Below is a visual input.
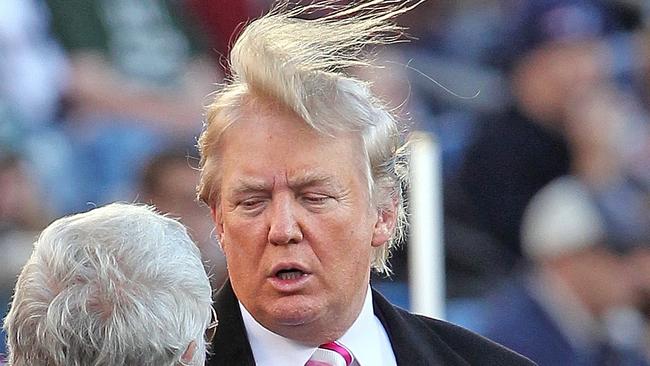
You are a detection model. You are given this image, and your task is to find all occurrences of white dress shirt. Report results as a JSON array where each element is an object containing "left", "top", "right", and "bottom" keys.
[{"left": 240, "top": 285, "right": 397, "bottom": 366}]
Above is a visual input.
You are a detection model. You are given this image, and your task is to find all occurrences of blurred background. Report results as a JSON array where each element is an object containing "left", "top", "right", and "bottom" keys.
[{"left": 1, "top": 0, "right": 649, "bottom": 364}]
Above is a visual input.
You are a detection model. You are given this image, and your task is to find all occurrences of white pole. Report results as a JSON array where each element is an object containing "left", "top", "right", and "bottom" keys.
[{"left": 408, "top": 131, "right": 445, "bottom": 319}]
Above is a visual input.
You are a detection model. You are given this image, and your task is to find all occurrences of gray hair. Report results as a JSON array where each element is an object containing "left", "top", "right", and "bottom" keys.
[
  {"left": 3, "top": 203, "right": 213, "bottom": 366},
  {"left": 197, "top": 0, "right": 422, "bottom": 273}
]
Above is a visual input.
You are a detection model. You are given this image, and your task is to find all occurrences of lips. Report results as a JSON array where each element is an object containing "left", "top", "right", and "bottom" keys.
[
  {"left": 268, "top": 263, "right": 312, "bottom": 291},
  {"left": 271, "top": 263, "right": 311, "bottom": 279},
  {"left": 276, "top": 269, "right": 307, "bottom": 280}
]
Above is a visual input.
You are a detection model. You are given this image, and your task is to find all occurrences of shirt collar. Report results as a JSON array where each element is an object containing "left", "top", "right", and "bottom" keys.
[
  {"left": 239, "top": 302, "right": 314, "bottom": 366},
  {"left": 240, "top": 285, "right": 396, "bottom": 366},
  {"left": 339, "top": 285, "right": 396, "bottom": 366}
]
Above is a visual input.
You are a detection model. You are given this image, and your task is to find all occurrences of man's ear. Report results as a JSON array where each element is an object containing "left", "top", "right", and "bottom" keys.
[
  {"left": 210, "top": 204, "right": 225, "bottom": 241},
  {"left": 371, "top": 206, "right": 397, "bottom": 248},
  {"left": 180, "top": 340, "right": 196, "bottom": 365}
]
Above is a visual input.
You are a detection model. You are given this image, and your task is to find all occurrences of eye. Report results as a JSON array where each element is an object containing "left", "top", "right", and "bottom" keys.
[
  {"left": 301, "top": 194, "right": 333, "bottom": 207},
  {"left": 237, "top": 198, "right": 267, "bottom": 213}
]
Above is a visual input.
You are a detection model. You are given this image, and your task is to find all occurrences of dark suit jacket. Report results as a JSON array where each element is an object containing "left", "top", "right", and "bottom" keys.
[{"left": 206, "top": 280, "right": 535, "bottom": 365}]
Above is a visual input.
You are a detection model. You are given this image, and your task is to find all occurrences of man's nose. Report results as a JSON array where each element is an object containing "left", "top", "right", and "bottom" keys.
[{"left": 267, "top": 196, "right": 303, "bottom": 245}]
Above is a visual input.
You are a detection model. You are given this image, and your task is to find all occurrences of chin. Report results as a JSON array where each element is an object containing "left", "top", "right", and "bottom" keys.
[{"left": 267, "top": 295, "right": 323, "bottom": 326}]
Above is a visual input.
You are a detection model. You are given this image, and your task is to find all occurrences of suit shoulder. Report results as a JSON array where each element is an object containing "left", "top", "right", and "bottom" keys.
[{"left": 399, "top": 308, "right": 537, "bottom": 365}]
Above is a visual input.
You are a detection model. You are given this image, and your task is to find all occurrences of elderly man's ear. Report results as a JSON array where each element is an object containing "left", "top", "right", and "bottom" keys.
[
  {"left": 179, "top": 340, "right": 196, "bottom": 365},
  {"left": 210, "top": 206, "right": 224, "bottom": 239},
  {"left": 371, "top": 207, "right": 397, "bottom": 247}
]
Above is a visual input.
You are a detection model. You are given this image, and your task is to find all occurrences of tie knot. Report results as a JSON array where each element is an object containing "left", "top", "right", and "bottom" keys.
[
  {"left": 305, "top": 341, "right": 353, "bottom": 366},
  {"left": 320, "top": 342, "right": 353, "bottom": 365}
]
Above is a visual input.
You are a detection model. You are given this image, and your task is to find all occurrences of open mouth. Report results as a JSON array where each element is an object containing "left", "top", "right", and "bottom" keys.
[{"left": 275, "top": 268, "right": 308, "bottom": 280}]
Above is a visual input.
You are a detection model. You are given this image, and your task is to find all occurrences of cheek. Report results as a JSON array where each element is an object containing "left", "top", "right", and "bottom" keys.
[
  {"left": 323, "top": 227, "right": 374, "bottom": 272},
  {"left": 221, "top": 217, "right": 265, "bottom": 264}
]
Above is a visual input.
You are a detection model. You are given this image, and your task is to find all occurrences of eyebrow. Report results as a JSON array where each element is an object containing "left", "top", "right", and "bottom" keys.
[
  {"left": 287, "top": 171, "right": 342, "bottom": 191},
  {"left": 227, "top": 172, "right": 343, "bottom": 196},
  {"left": 228, "top": 178, "right": 271, "bottom": 196}
]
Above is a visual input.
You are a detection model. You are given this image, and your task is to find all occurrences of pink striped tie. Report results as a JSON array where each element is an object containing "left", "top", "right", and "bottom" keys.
[{"left": 305, "top": 341, "right": 353, "bottom": 366}]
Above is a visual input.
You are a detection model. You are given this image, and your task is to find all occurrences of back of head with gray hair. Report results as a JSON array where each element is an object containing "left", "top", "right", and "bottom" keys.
[
  {"left": 197, "top": 0, "right": 424, "bottom": 273},
  {"left": 3, "top": 203, "right": 213, "bottom": 366}
]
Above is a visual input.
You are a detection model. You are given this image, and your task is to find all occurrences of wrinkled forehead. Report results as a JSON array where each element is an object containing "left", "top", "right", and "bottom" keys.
[
  {"left": 208, "top": 93, "right": 367, "bottom": 156},
  {"left": 220, "top": 101, "right": 367, "bottom": 165}
]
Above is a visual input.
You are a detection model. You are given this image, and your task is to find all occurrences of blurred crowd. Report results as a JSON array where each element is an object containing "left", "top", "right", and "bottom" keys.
[{"left": 1, "top": 0, "right": 649, "bottom": 364}]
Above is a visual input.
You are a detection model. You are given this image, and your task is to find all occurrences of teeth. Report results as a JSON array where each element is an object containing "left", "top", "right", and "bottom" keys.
[{"left": 278, "top": 271, "right": 304, "bottom": 280}]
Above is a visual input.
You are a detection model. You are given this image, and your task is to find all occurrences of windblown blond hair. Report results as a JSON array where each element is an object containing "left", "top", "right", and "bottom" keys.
[{"left": 197, "top": 0, "right": 423, "bottom": 273}]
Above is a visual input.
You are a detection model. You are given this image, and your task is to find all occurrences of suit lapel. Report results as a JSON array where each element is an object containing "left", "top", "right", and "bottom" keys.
[{"left": 206, "top": 280, "right": 256, "bottom": 366}]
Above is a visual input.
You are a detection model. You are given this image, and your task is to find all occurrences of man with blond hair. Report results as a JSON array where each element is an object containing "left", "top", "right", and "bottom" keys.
[{"left": 198, "top": 1, "right": 535, "bottom": 365}]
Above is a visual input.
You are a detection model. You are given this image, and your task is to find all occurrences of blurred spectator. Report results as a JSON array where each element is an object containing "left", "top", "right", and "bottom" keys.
[
  {"left": 567, "top": 84, "right": 650, "bottom": 361},
  {"left": 456, "top": 40, "right": 596, "bottom": 264},
  {"left": 138, "top": 147, "right": 227, "bottom": 291},
  {"left": 0, "top": 0, "right": 79, "bottom": 215},
  {"left": 410, "top": 1, "right": 649, "bottom": 308},
  {"left": 43, "top": 0, "right": 220, "bottom": 211},
  {"left": 564, "top": 85, "right": 650, "bottom": 247},
  {"left": 0, "top": 0, "right": 67, "bottom": 129},
  {"left": 482, "top": 176, "right": 649, "bottom": 365},
  {"left": 453, "top": 0, "right": 644, "bottom": 258},
  {"left": 494, "top": 0, "right": 622, "bottom": 70},
  {"left": 0, "top": 154, "right": 51, "bottom": 356}
]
